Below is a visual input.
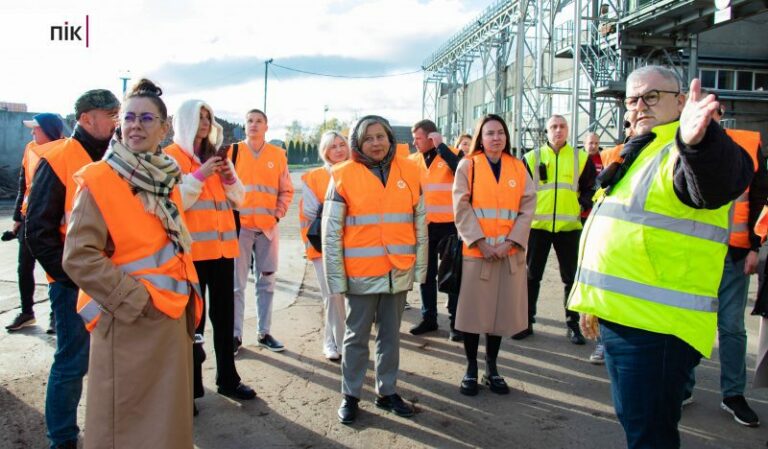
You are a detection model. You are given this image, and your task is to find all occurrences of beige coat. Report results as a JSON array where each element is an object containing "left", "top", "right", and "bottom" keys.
[
  {"left": 453, "top": 155, "right": 537, "bottom": 336},
  {"left": 63, "top": 188, "right": 195, "bottom": 449}
]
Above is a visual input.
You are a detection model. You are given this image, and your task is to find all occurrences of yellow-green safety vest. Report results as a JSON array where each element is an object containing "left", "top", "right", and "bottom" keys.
[
  {"left": 524, "top": 143, "right": 588, "bottom": 232},
  {"left": 567, "top": 121, "right": 731, "bottom": 357}
]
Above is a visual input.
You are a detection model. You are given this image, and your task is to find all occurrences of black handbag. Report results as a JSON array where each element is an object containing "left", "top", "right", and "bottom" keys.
[
  {"left": 437, "top": 160, "right": 474, "bottom": 294},
  {"left": 306, "top": 203, "right": 323, "bottom": 252}
]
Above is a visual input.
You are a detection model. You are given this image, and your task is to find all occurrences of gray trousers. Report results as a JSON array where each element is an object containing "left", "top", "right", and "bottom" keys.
[
  {"left": 341, "top": 291, "right": 407, "bottom": 398},
  {"left": 233, "top": 227, "right": 279, "bottom": 338}
]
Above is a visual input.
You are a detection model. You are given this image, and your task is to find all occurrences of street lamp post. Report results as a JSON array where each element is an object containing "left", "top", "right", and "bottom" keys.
[{"left": 323, "top": 105, "right": 329, "bottom": 132}]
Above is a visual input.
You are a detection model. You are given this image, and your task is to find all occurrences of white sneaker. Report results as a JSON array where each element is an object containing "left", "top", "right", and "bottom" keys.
[
  {"left": 589, "top": 343, "right": 605, "bottom": 364},
  {"left": 324, "top": 351, "right": 341, "bottom": 361}
]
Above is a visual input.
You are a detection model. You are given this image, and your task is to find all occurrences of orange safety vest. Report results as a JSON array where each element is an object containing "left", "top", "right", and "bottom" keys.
[
  {"left": 40, "top": 138, "right": 94, "bottom": 240},
  {"left": 396, "top": 143, "right": 411, "bottom": 158},
  {"left": 600, "top": 144, "right": 624, "bottom": 167},
  {"left": 332, "top": 156, "right": 420, "bottom": 278},
  {"left": 73, "top": 161, "right": 203, "bottom": 332},
  {"left": 164, "top": 143, "right": 239, "bottom": 261},
  {"left": 408, "top": 151, "right": 455, "bottom": 224},
  {"left": 299, "top": 166, "right": 331, "bottom": 260},
  {"left": 228, "top": 141, "right": 287, "bottom": 231},
  {"left": 727, "top": 129, "right": 762, "bottom": 249},
  {"left": 20, "top": 141, "right": 38, "bottom": 216},
  {"left": 462, "top": 153, "right": 528, "bottom": 258}
]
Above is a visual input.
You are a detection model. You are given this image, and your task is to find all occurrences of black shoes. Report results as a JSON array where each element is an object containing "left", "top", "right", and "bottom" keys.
[
  {"left": 511, "top": 324, "right": 533, "bottom": 340},
  {"left": 54, "top": 441, "right": 77, "bottom": 449},
  {"left": 258, "top": 334, "right": 285, "bottom": 352},
  {"left": 46, "top": 313, "right": 56, "bottom": 335},
  {"left": 449, "top": 328, "right": 464, "bottom": 342},
  {"left": 375, "top": 393, "right": 415, "bottom": 418},
  {"left": 6, "top": 312, "right": 35, "bottom": 331},
  {"left": 483, "top": 374, "right": 510, "bottom": 395},
  {"left": 567, "top": 324, "right": 586, "bottom": 345},
  {"left": 217, "top": 382, "right": 257, "bottom": 400},
  {"left": 721, "top": 395, "right": 760, "bottom": 427},
  {"left": 410, "top": 320, "right": 438, "bottom": 335},
  {"left": 233, "top": 336, "right": 242, "bottom": 356},
  {"left": 460, "top": 375, "right": 479, "bottom": 396},
  {"left": 338, "top": 395, "right": 359, "bottom": 424}
]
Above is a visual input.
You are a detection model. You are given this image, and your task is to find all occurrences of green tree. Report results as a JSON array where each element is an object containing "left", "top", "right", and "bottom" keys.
[{"left": 285, "top": 120, "right": 306, "bottom": 144}]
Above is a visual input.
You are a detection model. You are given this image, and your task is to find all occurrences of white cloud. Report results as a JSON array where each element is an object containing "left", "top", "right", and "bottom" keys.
[{"left": 0, "top": 0, "right": 485, "bottom": 141}]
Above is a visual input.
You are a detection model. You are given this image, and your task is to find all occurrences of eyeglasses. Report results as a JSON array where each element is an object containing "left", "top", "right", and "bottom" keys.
[
  {"left": 122, "top": 112, "right": 163, "bottom": 126},
  {"left": 624, "top": 90, "right": 679, "bottom": 110}
]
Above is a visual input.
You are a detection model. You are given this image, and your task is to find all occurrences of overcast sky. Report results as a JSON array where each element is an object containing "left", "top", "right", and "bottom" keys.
[{"left": 0, "top": 0, "right": 488, "bottom": 140}]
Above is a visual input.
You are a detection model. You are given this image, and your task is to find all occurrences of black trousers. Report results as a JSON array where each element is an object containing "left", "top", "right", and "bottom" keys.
[
  {"left": 17, "top": 222, "right": 37, "bottom": 315},
  {"left": 420, "top": 222, "right": 459, "bottom": 325},
  {"left": 193, "top": 257, "right": 240, "bottom": 397},
  {"left": 526, "top": 228, "right": 581, "bottom": 325}
]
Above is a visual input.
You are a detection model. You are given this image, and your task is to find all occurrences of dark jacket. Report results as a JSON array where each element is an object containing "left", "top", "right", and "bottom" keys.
[{"left": 25, "top": 126, "right": 111, "bottom": 287}]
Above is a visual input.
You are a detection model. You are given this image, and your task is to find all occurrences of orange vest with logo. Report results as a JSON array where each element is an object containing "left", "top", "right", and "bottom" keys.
[
  {"left": 228, "top": 141, "right": 287, "bottom": 231},
  {"left": 40, "top": 138, "right": 94, "bottom": 240},
  {"left": 300, "top": 166, "right": 331, "bottom": 260},
  {"left": 73, "top": 161, "right": 203, "bottom": 332},
  {"left": 332, "top": 156, "right": 421, "bottom": 278},
  {"left": 727, "top": 129, "right": 761, "bottom": 249},
  {"left": 462, "top": 153, "right": 528, "bottom": 258},
  {"left": 409, "top": 151, "right": 455, "bottom": 224},
  {"left": 164, "top": 143, "right": 239, "bottom": 261}
]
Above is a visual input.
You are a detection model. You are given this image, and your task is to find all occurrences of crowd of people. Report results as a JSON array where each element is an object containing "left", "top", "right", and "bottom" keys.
[{"left": 4, "top": 64, "right": 767, "bottom": 449}]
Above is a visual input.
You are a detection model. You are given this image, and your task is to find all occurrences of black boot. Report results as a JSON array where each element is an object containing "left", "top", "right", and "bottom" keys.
[{"left": 567, "top": 322, "right": 586, "bottom": 345}]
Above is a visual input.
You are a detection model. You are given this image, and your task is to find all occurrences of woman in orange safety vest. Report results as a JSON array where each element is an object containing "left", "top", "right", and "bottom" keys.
[
  {"left": 453, "top": 114, "right": 536, "bottom": 396},
  {"left": 322, "top": 115, "right": 427, "bottom": 424},
  {"left": 63, "top": 79, "right": 201, "bottom": 449},
  {"left": 453, "top": 133, "right": 472, "bottom": 157},
  {"left": 166, "top": 99, "right": 255, "bottom": 412},
  {"left": 299, "top": 130, "right": 349, "bottom": 360}
]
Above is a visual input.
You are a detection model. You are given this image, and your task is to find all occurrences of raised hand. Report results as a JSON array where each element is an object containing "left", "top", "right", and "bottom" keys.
[{"left": 679, "top": 78, "right": 720, "bottom": 146}]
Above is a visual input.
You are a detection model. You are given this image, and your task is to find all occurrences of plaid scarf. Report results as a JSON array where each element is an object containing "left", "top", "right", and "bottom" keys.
[{"left": 105, "top": 138, "right": 192, "bottom": 254}]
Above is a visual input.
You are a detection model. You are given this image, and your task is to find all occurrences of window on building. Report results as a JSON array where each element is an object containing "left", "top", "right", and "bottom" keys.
[
  {"left": 504, "top": 96, "right": 514, "bottom": 113},
  {"left": 485, "top": 102, "right": 495, "bottom": 114},
  {"left": 700, "top": 70, "right": 716, "bottom": 89},
  {"left": 755, "top": 73, "right": 768, "bottom": 91},
  {"left": 718, "top": 70, "right": 735, "bottom": 90},
  {"left": 736, "top": 71, "right": 753, "bottom": 91},
  {"left": 473, "top": 104, "right": 485, "bottom": 118}
]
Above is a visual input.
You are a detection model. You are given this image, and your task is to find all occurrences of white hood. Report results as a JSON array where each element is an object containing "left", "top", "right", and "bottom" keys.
[{"left": 172, "top": 99, "right": 224, "bottom": 158}]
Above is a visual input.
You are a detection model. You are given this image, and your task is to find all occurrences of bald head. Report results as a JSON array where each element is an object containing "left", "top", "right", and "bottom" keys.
[{"left": 583, "top": 133, "right": 600, "bottom": 155}]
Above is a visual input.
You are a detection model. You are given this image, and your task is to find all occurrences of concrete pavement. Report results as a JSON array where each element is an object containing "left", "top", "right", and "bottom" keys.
[{"left": 1, "top": 173, "right": 767, "bottom": 448}]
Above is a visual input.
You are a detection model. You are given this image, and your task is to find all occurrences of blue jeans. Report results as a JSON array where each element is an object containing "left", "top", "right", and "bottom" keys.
[
  {"left": 686, "top": 252, "right": 748, "bottom": 398},
  {"left": 46, "top": 282, "right": 89, "bottom": 448},
  {"left": 601, "top": 321, "right": 702, "bottom": 449}
]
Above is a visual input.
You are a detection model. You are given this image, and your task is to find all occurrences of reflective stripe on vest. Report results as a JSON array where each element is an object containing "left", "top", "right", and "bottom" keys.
[
  {"left": 568, "top": 121, "right": 730, "bottom": 357},
  {"left": 333, "top": 157, "right": 420, "bottom": 277},
  {"left": 462, "top": 153, "right": 527, "bottom": 258},
  {"left": 526, "top": 144, "right": 587, "bottom": 233},
  {"left": 410, "top": 152, "right": 455, "bottom": 223},
  {"left": 74, "top": 161, "right": 203, "bottom": 332},
  {"left": 164, "top": 143, "right": 239, "bottom": 261},
  {"left": 726, "top": 129, "right": 761, "bottom": 249},
  {"left": 231, "top": 142, "right": 287, "bottom": 230}
]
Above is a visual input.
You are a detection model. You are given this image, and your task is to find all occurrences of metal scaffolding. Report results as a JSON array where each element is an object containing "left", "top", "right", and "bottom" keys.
[{"left": 422, "top": 0, "right": 768, "bottom": 150}]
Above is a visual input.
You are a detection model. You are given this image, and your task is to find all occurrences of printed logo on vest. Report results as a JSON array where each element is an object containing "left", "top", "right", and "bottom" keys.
[
  {"left": 438, "top": 162, "right": 445, "bottom": 168},
  {"left": 397, "top": 180, "right": 407, "bottom": 189},
  {"left": 267, "top": 161, "right": 275, "bottom": 169},
  {"left": 508, "top": 179, "right": 517, "bottom": 188}
]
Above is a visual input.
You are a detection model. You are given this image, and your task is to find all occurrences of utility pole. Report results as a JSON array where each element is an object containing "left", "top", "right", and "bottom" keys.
[
  {"left": 323, "top": 105, "right": 329, "bottom": 132},
  {"left": 119, "top": 71, "right": 131, "bottom": 97},
  {"left": 264, "top": 58, "right": 273, "bottom": 113}
]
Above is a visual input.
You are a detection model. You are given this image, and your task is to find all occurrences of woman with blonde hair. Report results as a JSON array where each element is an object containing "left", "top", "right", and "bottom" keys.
[
  {"left": 63, "top": 78, "right": 202, "bottom": 448},
  {"left": 300, "top": 130, "right": 350, "bottom": 360},
  {"left": 453, "top": 133, "right": 472, "bottom": 156},
  {"left": 453, "top": 113, "right": 536, "bottom": 396}
]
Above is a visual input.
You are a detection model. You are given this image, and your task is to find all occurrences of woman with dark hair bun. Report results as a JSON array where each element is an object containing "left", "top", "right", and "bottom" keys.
[
  {"left": 63, "top": 78, "right": 202, "bottom": 449},
  {"left": 452, "top": 114, "right": 536, "bottom": 396}
]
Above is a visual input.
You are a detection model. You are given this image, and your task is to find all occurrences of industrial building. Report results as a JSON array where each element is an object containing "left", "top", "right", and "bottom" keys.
[{"left": 422, "top": 0, "right": 768, "bottom": 154}]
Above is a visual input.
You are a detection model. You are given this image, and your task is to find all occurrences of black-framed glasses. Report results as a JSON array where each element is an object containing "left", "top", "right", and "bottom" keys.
[
  {"left": 122, "top": 112, "right": 163, "bottom": 126},
  {"left": 624, "top": 90, "right": 679, "bottom": 110}
]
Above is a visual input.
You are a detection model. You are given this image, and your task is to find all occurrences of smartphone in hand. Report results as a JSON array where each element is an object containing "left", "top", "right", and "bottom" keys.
[{"left": 215, "top": 146, "right": 229, "bottom": 160}]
